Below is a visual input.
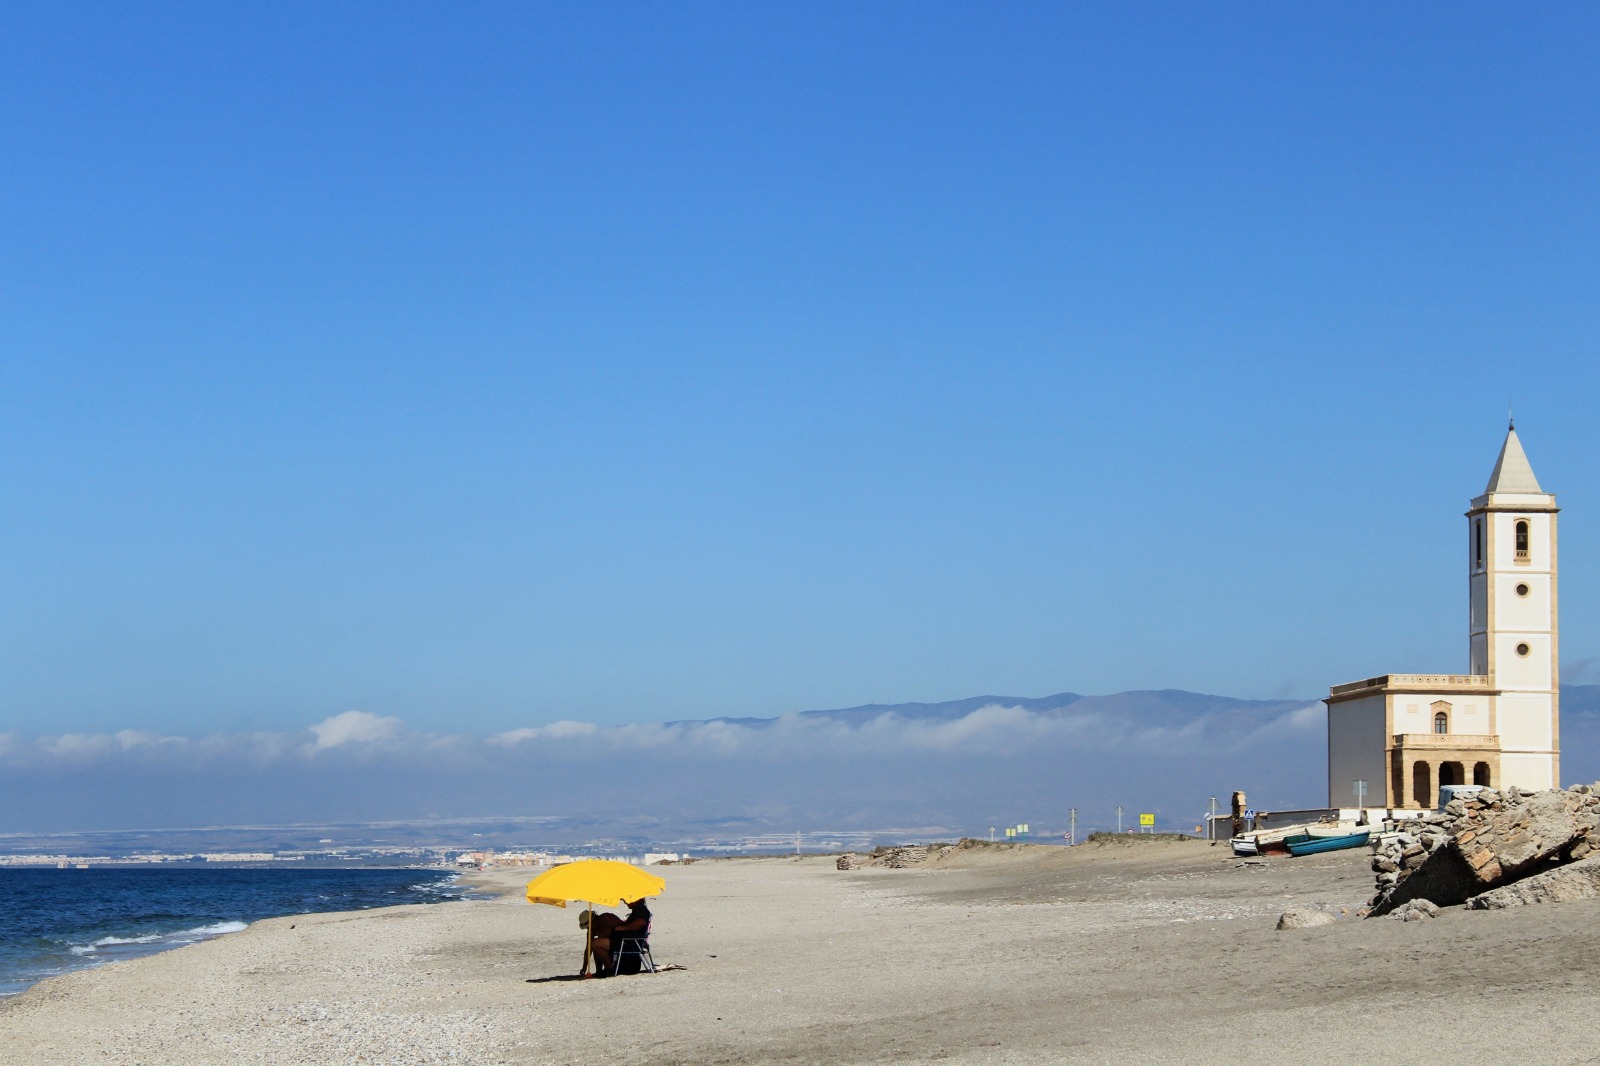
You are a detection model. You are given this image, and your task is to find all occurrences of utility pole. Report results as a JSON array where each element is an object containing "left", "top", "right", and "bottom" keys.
[
  {"left": 1068, "top": 808, "right": 1077, "bottom": 846},
  {"left": 989, "top": 825, "right": 996, "bottom": 842},
  {"left": 1208, "top": 796, "right": 1218, "bottom": 843},
  {"left": 1116, "top": 806, "right": 1125, "bottom": 833}
]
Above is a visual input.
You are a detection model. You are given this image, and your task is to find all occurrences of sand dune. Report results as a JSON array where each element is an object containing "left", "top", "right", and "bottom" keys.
[{"left": 3, "top": 840, "right": 1597, "bottom": 1064}]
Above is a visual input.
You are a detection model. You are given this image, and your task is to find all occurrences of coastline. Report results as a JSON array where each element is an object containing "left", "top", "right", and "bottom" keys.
[
  {"left": 0, "top": 866, "right": 465, "bottom": 1002},
  {"left": 5, "top": 843, "right": 1600, "bottom": 1064}
]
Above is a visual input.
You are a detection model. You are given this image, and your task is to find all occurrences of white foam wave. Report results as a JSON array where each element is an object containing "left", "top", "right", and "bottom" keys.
[
  {"left": 182, "top": 920, "right": 249, "bottom": 938},
  {"left": 69, "top": 920, "right": 248, "bottom": 956}
]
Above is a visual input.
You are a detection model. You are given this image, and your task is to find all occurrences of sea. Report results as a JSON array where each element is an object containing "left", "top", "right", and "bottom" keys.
[{"left": 0, "top": 866, "right": 466, "bottom": 998}]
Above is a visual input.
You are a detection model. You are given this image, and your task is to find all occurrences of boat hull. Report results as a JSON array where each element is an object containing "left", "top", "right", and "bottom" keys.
[{"left": 1286, "top": 832, "right": 1370, "bottom": 856}]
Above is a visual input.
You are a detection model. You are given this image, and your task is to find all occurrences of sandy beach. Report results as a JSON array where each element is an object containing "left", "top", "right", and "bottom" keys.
[{"left": 3, "top": 840, "right": 1597, "bottom": 1065}]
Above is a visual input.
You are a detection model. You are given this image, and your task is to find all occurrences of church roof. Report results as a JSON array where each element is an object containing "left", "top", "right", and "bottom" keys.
[{"left": 1485, "top": 424, "right": 1543, "bottom": 494}]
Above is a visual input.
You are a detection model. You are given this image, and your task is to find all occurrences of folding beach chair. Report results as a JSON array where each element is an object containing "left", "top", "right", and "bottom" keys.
[{"left": 610, "top": 920, "right": 656, "bottom": 976}]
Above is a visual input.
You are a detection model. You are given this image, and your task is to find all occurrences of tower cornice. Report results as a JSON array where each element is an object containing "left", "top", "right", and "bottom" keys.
[
  {"left": 1466, "top": 495, "right": 1559, "bottom": 515},
  {"left": 1465, "top": 499, "right": 1555, "bottom": 515}
]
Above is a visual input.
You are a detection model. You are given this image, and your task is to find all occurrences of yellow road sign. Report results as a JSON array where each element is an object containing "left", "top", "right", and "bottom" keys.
[{"left": 1138, "top": 813, "right": 1155, "bottom": 827}]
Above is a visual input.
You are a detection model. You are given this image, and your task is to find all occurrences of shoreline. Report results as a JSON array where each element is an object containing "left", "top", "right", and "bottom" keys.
[
  {"left": 6, "top": 843, "right": 1600, "bottom": 1063},
  {"left": 0, "top": 865, "right": 468, "bottom": 1003}
]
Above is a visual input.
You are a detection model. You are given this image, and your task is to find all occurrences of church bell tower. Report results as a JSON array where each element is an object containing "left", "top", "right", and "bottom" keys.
[
  {"left": 1467, "top": 423, "right": 1560, "bottom": 790},
  {"left": 1326, "top": 423, "right": 1562, "bottom": 810}
]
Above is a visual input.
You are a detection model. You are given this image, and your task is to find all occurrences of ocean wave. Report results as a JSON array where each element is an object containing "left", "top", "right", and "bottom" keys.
[
  {"left": 2, "top": 868, "right": 456, "bottom": 999},
  {"left": 69, "top": 920, "right": 248, "bottom": 956}
]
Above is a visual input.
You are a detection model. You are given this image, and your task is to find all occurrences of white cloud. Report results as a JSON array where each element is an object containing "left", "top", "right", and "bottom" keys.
[
  {"left": 37, "top": 733, "right": 115, "bottom": 760},
  {"left": 308, "top": 711, "right": 406, "bottom": 751},
  {"left": 1226, "top": 702, "right": 1325, "bottom": 748},
  {"left": 114, "top": 729, "right": 187, "bottom": 750},
  {"left": 0, "top": 699, "right": 1325, "bottom": 773},
  {"left": 490, "top": 720, "right": 600, "bottom": 745}
]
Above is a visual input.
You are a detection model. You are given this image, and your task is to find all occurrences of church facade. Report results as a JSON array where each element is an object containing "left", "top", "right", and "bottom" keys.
[{"left": 1325, "top": 425, "right": 1559, "bottom": 810}]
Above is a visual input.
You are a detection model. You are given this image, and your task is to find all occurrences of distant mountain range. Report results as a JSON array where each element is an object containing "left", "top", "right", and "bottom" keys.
[
  {"left": 691, "top": 688, "right": 1316, "bottom": 734},
  {"left": 702, "top": 683, "right": 1600, "bottom": 744}
]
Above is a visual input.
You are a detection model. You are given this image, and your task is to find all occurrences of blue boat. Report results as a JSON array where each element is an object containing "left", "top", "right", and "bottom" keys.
[{"left": 1286, "top": 831, "right": 1370, "bottom": 856}]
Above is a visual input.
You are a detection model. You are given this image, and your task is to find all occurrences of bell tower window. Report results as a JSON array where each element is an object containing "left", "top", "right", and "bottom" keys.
[
  {"left": 1475, "top": 519, "right": 1484, "bottom": 571},
  {"left": 1515, "top": 519, "right": 1530, "bottom": 562}
]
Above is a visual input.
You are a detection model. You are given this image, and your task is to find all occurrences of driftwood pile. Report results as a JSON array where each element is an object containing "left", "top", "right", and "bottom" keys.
[{"left": 1369, "top": 783, "right": 1600, "bottom": 916}]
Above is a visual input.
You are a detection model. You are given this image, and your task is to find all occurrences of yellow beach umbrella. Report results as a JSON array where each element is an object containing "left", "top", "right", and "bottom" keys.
[
  {"left": 525, "top": 859, "right": 665, "bottom": 908},
  {"left": 525, "top": 860, "right": 665, "bottom": 977}
]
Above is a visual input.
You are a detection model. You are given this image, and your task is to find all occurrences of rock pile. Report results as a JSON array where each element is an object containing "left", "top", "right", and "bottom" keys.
[
  {"left": 1368, "top": 783, "right": 1600, "bottom": 916},
  {"left": 835, "top": 855, "right": 860, "bottom": 871},
  {"left": 1469, "top": 855, "right": 1600, "bottom": 909},
  {"left": 877, "top": 845, "right": 930, "bottom": 868},
  {"left": 863, "top": 842, "right": 971, "bottom": 869}
]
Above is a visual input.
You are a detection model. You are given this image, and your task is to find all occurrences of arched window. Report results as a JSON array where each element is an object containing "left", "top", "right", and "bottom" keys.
[
  {"left": 1475, "top": 519, "right": 1484, "bottom": 570},
  {"left": 1515, "top": 519, "right": 1530, "bottom": 561},
  {"left": 1434, "top": 712, "right": 1448, "bottom": 734}
]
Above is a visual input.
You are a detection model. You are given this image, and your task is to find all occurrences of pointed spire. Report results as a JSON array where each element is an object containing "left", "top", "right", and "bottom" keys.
[{"left": 1485, "top": 423, "right": 1543, "bottom": 494}]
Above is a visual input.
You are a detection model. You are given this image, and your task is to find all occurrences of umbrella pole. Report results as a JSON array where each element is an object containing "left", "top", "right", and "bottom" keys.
[{"left": 581, "top": 904, "right": 593, "bottom": 977}]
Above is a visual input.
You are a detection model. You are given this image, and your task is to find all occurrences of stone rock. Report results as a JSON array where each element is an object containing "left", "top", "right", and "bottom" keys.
[
  {"left": 1390, "top": 899, "right": 1440, "bottom": 922},
  {"left": 1468, "top": 855, "right": 1600, "bottom": 909},
  {"left": 1276, "top": 907, "right": 1339, "bottom": 930},
  {"left": 1369, "top": 783, "right": 1600, "bottom": 916}
]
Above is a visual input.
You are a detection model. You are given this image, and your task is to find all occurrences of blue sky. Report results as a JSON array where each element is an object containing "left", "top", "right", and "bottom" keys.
[{"left": 3, "top": 4, "right": 1599, "bottom": 749}]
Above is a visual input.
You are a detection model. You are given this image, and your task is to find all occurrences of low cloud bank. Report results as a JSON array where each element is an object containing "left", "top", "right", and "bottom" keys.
[
  {"left": 2, "top": 699, "right": 1322, "bottom": 770},
  {"left": 0, "top": 696, "right": 1340, "bottom": 835},
  {"left": 8, "top": 691, "right": 1599, "bottom": 837}
]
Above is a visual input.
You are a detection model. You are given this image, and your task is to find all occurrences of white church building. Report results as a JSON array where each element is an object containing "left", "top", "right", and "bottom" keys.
[{"left": 1325, "top": 424, "right": 1559, "bottom": 810}]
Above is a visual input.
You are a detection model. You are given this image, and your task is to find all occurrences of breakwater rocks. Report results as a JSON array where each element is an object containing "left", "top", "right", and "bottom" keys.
[{"left": 1368, "top": 783, "right": 1600, "bottom": 916}]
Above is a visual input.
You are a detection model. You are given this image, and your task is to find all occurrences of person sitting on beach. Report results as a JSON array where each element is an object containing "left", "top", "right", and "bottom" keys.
[{"left": 581, "top": 898, "right": 651, "bottom": 977}]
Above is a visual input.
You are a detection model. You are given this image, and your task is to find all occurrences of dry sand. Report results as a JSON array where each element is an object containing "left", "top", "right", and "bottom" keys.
[{"left": 3, "top": 839, "right": 1598, "bottom": 1064}]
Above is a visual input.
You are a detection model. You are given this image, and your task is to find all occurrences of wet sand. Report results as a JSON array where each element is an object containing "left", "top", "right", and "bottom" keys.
[{"left": 3, "top": 839, "right": 1597, "bottom": 1064}]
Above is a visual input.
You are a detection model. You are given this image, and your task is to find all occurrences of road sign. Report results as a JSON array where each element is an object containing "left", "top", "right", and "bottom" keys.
[{"left": 1138, "top": 813, "right": 1155, "bottom": 827}]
